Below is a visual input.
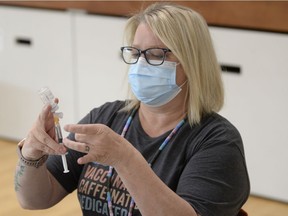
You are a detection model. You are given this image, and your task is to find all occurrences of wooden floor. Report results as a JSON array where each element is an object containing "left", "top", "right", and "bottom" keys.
[{"left": 1, "top": 139, "right": 288, "bottom": 216}]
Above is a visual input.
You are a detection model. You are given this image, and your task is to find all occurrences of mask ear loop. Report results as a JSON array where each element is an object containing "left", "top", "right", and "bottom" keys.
[
  {"left": 179, "top": 80, "right": 188, "bottom": 88},
  {"left": 175, "top": 62, "right": 181, "bottom": 66},
  {"left": 175, "top": 61, "right": 187, "bottom": 88}
]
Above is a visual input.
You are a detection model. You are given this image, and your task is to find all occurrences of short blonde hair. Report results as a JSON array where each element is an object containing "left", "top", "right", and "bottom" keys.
[{"left": 123, "top": 2, "right": 224, "bottom": 125}]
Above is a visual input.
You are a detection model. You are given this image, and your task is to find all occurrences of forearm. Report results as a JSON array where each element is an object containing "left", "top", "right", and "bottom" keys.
[
  {"left": 15, "top": 159, "right": 66, "bottom": 209},
  {"left": 115, "top": 148, "right": 198, "bottom": 216}
]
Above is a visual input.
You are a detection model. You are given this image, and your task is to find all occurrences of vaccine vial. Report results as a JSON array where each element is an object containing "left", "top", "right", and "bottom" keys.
[{"left": 38, "top": 87, "right": 59, "bottom": 113}]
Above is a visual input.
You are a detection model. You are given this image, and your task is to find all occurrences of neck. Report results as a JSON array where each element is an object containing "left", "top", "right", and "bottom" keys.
[{"left": 138, "top": 100, "right": 187, "bottom": 137}]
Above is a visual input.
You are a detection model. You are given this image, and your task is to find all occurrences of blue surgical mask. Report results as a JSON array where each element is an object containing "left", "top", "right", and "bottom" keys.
[{"left": 128, "top": 57, "right": 184, "bottom": 107}]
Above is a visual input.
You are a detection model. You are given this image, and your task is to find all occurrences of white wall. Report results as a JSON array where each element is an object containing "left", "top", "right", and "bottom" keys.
[
  {"left": 0, "top": 7, "right": 75, "bottom": 140},
  {"left": 0, "top": 7, "right": 128, "bottom": 140},
  {"left": 210, "top": 27, "right": 288, "bottom": 202},
  {"left": 74, "top": 13, "right": 128, "bottom": 119}
]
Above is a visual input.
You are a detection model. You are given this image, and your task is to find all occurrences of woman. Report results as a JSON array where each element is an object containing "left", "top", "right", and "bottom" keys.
[{"left": 15, "top": 3, "right": 250, "bottom": 216}]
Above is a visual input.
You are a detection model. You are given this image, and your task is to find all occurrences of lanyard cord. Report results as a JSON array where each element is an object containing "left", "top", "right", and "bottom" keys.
[{"left": 106, "top": 108, "right": 185, "bottom": 216}]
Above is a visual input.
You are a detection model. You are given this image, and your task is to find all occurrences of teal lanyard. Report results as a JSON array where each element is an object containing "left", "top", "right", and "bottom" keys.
[{"left": 106, "top": 108, "right": 185, "bottom": 216}]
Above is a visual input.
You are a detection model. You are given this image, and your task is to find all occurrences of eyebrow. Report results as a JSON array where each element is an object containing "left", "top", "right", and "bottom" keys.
[{"left": 131, "top": 45, "right": 169, "bottom": 49}]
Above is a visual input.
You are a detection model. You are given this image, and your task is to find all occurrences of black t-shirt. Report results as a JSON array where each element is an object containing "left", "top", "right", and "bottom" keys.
[{"left": 47, "top": 100, "right": 250, "bottom": 216}]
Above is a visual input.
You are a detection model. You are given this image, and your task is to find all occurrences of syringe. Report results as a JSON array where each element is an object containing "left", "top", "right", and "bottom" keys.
[
  {"left": 38, "top": 87, "right": 69, "bottom": 173},
  {"left": 54, "top": 115, "right": 69, "bottom": 173}
]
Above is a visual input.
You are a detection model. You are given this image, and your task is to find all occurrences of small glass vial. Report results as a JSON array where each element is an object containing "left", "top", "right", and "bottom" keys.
[{"left": 38, "top": 87, "right": 59, "bottom": 113}]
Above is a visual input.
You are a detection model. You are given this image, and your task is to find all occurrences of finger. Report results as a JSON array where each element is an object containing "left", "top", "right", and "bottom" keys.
[
  {"left": 77, "top": 154, "right": 94, "bottom": 165},
  {"left": 46, "top": 124, "right": 56, "bottom": 139},
  {"left": 63, "top": 137, "right": 87, "bottom": 153},
  {"left": 45, "top": 113, "right": 56, "bottom": 138},
  {"left": 38, "top": 105, "right": 55, "bottom": 134},
  {"left": 25, "top": 133, "right": 63, "bottom": 157},
  {"left": 77, "top": 151, "right": 110, "bottom": 165},
  {"left": 33, "top": 128, "right": 66, "bottom": 154},
  {"left": 35, "top": 140, "right": 61, "bottom": 155},
  {"left": 75, "top": 133, "right": 86, "bottom": 143},
  {"left": 39, "top": 105, "right": 52, "bottom": 123},
  {"left": 74, "top": 133, "right": 96, "bottom": 145},
  {"left": 64, "top": 124, "right": 107, "bottom": 135}
]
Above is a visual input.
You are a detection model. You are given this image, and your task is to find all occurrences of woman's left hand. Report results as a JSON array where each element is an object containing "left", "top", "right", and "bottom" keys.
[{"left": 63, "top": 124, "right": 132, "bottom": 167}]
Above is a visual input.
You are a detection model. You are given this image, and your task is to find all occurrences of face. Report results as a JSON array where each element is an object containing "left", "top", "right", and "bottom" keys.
[{"left": 132, "top": 23, "right": 187, "bottom": 86}]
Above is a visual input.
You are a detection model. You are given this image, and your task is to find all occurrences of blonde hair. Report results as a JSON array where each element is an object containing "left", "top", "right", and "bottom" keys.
[{"left": 123, "top": 2, "right": 224, "bottom": 125}]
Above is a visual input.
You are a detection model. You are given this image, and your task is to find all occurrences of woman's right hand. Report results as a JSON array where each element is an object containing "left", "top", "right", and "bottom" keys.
[{"left": 21, "top": 104, "right": 67, "bottom": 160}]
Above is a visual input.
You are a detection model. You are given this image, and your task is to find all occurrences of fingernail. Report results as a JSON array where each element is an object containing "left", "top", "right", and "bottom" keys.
[{"left": 78, "top": 158, "right": 84, "bottom": 164}]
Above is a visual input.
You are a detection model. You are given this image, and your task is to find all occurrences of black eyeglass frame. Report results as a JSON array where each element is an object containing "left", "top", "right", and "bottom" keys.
[{"left": 120, "top": 46, "right": 172, "bottom": 66}]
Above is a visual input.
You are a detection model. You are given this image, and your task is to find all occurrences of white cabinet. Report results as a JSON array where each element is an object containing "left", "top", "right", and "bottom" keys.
[
  {"left": 0, "top": 7, "right": 128, "bottom": 140},
  {"left": 210, "top": 27, "right": 288, "bottom": 202},
  {"left": 0, "top": 7, "right": 75, "bottom": 140},
  {"left": 74, "top": 14, "right": 128, "bottom": 119}
]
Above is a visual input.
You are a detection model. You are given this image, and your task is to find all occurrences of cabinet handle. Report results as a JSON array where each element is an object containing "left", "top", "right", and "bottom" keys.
[
  {"left": 220, "top": 64, "right": 241, "bottom": 74},
  {"left": 15, "top": 37, "right": 32, "bottom": 46}
]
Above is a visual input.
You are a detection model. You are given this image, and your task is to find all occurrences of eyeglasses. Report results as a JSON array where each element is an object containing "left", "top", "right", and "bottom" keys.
[{"left": 120, "top": 46, "right": 172, "bottom": 66}]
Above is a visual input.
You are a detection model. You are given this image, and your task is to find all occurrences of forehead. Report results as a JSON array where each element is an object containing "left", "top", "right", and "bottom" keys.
[{"left": 133, "top": 23, "right": 165, "bottom": 48}]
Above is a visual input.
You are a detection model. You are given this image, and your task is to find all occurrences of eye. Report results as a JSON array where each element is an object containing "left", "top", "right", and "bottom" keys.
[
  {"left": 121, "top": 47, "right": 141, "bottom": 64},
  {"left": 131, "top": 53, "right": 139, "bottom": 58},
  {"left": 128, "top": 48, "right": 139, "bottom": 55},
  {"left": 146, "top": 48, "right": 165, "bottom": 60}
]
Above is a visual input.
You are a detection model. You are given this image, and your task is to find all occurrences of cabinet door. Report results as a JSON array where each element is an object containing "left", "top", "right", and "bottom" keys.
[
  {"left": 0, "top": 7, "right": 75, "bottom": 140},
  {"left": 210, "top": 27, "right": 288, "bottom": 202},
  {"left": 74, "top": 14, "right": 128, "bottom": 119}
]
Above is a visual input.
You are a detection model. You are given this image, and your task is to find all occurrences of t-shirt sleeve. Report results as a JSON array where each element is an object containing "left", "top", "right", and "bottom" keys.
[{"left": 176, "top": 127, "right": 250, "bottom": 216}]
